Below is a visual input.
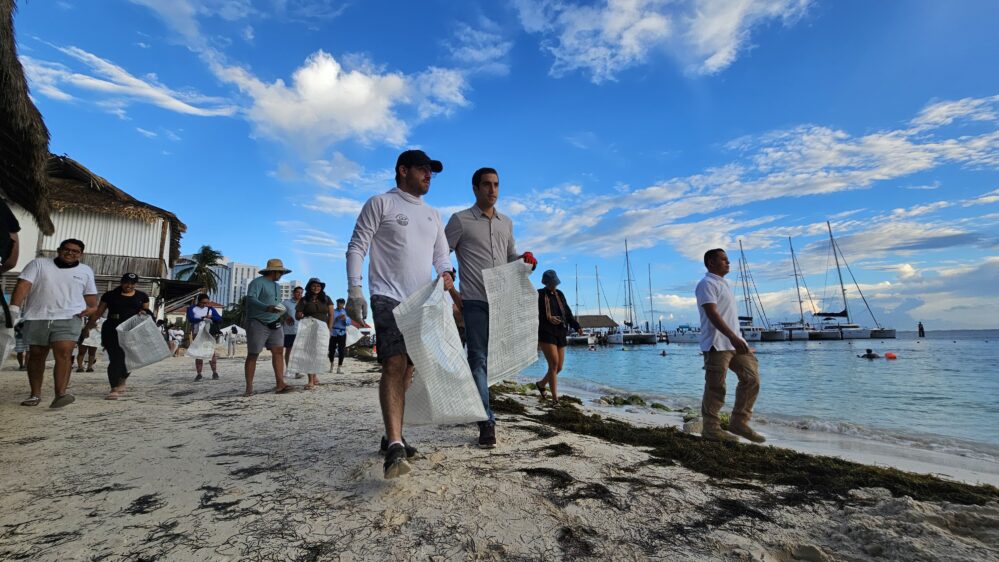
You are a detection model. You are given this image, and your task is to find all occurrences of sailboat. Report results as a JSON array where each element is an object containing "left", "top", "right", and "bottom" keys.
[
  {"left": 736, "top": 241, "right": 786, "bottom": 342},
  {"left": 606, "top": 240, "right": 657, "bottom": 345},
  {"left": 811, "top": 222, "right": 895, "bottom": 340},
  {"left": 567, "top": 264, "right": 597, "bottom": 346},
  {"left": 776, "top": 237, "right": 817, "bottom": 340}
]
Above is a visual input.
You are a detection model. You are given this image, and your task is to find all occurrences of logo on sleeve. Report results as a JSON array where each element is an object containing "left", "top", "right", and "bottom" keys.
[{"left": 395, "top": 214, "right": 409, "bottom": 226}]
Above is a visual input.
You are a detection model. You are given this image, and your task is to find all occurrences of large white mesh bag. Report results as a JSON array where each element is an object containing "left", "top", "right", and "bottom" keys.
[
  {"left": 394, "top": 278, "right": 487, "bottom": 426},
  {"left": 116, "top": 315, "right": 172, "bottom": 371},
  {"left": 483, "top": 260, "right": 539, "bottom": 385},
  {"left": 287, "top": 317, "right": 330, "bottom": 374},
  {"left": 186, "top": 322, "right": 217, "bottom": 360}
]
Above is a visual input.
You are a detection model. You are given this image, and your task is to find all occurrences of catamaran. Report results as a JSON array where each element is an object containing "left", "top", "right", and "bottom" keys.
[
  {"left": 566, "top": 264, "right": 597, "bottom": 346},
  {"left": 780, "top": 236, "right": 817, "bottom": 340},
  {"left": 606, "top": 240, "right": 657, "bottom": 345},
  {"left": 811, "top": 222, "right": 895, "bottom": 340}
]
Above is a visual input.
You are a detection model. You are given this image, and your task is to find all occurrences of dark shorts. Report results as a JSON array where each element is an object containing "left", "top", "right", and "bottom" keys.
[
  {"left": 371, "top": 294, "right": 407, "bottom": 363},
  {"left": 538, "top": 328, "right": 567, "bottom": 347},
  {"left": 284, "top": 334, "right": 297, "bottom": 348}
]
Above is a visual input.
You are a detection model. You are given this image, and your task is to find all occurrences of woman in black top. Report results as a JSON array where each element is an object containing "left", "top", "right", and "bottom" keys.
[
  {"left": 84, "top": 273, "right": 150, "bottom": 399},
  {"left": 295, "top": 277, "right": 334, "bottom": 390},
  {"left": 535, "top": 269, "right": 581, "bottom": 404}
]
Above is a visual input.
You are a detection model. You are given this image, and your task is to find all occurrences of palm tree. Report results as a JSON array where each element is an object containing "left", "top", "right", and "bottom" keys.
[{"left": 181, "top": 245, "right": 224, "bottom": 294}]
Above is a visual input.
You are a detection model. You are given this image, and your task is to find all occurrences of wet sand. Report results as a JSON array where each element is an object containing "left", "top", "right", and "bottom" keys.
[{"left": 1, "top": 352, "right": 997, "bottom": 561}]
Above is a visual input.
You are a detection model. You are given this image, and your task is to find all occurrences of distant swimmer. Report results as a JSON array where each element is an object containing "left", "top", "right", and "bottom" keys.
[
  {"left": 660, "top": 350, "right": 668, "bottom": 356},
  {"left": 858, "top": 348, "right": 880, "bottom": 359}
]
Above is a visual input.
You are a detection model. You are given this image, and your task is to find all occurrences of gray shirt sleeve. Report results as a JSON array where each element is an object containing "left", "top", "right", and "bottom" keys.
[
  {"left": 444, "top": 212, "right": 462, "bottom": 253},
  {"left": 506, "top": 220, "right": 520, "bottom": 263}
]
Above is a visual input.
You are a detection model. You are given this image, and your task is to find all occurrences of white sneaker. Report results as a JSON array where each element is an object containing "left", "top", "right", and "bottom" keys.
[{"left": 336, "top": 366, "right": 343, "bottom": 374}]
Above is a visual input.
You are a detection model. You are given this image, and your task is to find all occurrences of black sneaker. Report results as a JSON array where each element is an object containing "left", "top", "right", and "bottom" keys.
[
  {"left": 380, "top": 436, "right": 418, "bottom": 458},
  {"left": 478, "top": 423, "right": 497, "bottom": 449},
  {"left": 383, "top": 443, "right": 411, "bottom": 480},
  {"left": 212, "top": 373, "right": 220, "bottom": 380},
  {"left": 194, "top": 374, "right": 203, "bottom": 381}
]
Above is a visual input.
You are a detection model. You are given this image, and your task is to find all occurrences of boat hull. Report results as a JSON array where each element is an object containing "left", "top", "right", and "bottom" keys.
[
  {"left": 810, "top": 330, "right": 842, "bottom": 340},
  {"left": 841, "top": 328, "right": 871, "bottom": 339},
  {"left": 870, "top": 328, "right": 896, "bottom": 339},
  {"left": 761, "top": 330, "right": 787, "bottom": 341},
  {"left": 623, "top": 333, "right": 657, "bottom": 345},
  {"left": 742, "top": 330, "right": 762, "bottom": 342},
  {"left": 788, "top": 329, "right": 813, "bottom": 341},
  {"left": 606, "top": 333, "right": 623, "bottom": 345}
]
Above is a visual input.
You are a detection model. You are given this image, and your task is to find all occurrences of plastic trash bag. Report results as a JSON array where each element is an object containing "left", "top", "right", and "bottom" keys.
[
  {"left": 186, "top": 322, "right": 217, "bottom": 360},
  {"left": 394, "top": 277, "right": 487, "bottom": 426},
  {"left": 483, "top": 260, "right": 539, "bottom": 385},
  {"left": 0, "top": 328, "right": 13, "bottom": 371},
  {"left": 81, "top": 320, "right": 102, "bottom": 348},
  {"left": 345, "top": 325, "right": 363, "bottom": 347},
  {"left": 287, "top": 317, "right": 330, "bottom": 374},
  {"left": 117, "top": 315, "right": 172, "bottom": 371}
]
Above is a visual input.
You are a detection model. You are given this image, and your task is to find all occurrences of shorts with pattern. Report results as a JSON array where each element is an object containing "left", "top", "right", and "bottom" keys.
[
  {"left": 23, "top": 318, "right": 84, "bottom": 347},
  {"left": 246, "top": 319, "right": 284, "bottom": 355},
  {"left": 371, "top": 294, "right": 407, "bottom": 363}
]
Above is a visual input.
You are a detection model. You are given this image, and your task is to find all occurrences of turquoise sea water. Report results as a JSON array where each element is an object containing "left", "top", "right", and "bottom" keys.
[{"left": 518, "top": 330, "right": 999, "bottom": 456}]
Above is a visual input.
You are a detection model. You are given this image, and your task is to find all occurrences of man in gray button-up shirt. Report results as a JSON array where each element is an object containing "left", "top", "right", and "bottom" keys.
[{"left": 445, "top": 167, "right": 536, "bottom": 449}]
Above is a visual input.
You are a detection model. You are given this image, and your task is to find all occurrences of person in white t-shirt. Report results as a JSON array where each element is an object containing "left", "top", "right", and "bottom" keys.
[
  {"left": 346, "top": 149, "right": 454, "bottom": 480},
  {"left": 10, "top": 238, "right": 98, "bottom": 408},
  {"left": 695, "top": 249, "right": 764, "bottom": 444}
]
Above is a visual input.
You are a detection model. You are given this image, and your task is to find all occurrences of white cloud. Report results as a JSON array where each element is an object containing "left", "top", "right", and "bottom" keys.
[
  {"left": 962, "top": 188, "right": 999, "bottom": 207},
  {"left": 135, "top": 127, "right": 158, "bottom": 138},
  {"left": 241, "top": 25, "right": 255, "bottom": 42},
  {"left": 445, "top": 19, "right": 513, "bottom": 75},
  {"left": 135, "top": 42, "right": 151, "bottom": 49},
  {"left": 506, "top": 201, "right": 529, "bottom": 216},
  {"left": 131, "top": 0, "right": 470, "bottom": 158},
  {"left": 910, "top": 96, "right": 999, "bottom": 132},
  {"left": 514, "top": 93, "right": 999, "bottom": 261},
  {"left": 514, "top": 0, "right": 811, "bottom": 82},
  {"left": 304, "top": 194, "right": 364, "bottom": 216},
  {"left": 21, "top": 46, "right": 237, "bottom": 118}
]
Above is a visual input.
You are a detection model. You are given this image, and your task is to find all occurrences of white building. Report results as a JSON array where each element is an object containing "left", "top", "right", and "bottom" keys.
[{"left": 2, "top": 155, "right": 191, "bottom": 311}]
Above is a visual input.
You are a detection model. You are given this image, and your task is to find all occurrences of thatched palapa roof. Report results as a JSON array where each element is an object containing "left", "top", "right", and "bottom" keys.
[
  {"left": 0, "top": 0, "right": 54, "bottom": 234},
  {"left": 577, "top": 315, "right": 619, "bottom": 329},
  {"left": 47, "top": 154, "right": 187, "bottom": 265}
]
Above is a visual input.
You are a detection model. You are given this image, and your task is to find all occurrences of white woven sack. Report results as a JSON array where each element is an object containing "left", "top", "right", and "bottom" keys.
[
  {"left": 394, "top": 277, "right": 487, "bottom": 426},
  {"left": 81, "top": 320, "right": 102, "bottom": 348},
  {"left": 484, "top": 260, "right": 539, "bottom": 385},
  {"left": 0, "top": 328, "right": 14, "bottom": 370},
  {"left": 287, "top": 317, "right": 330, "bottom": 374},
  {"left": 116, "top": 315, "right": 172, "bottom": 371},
  {"left": 187, "top": 322, "right": 217, "bottom": 360},
  {"left": 344, "top": 325, "right": 362, "bottom": 347}
]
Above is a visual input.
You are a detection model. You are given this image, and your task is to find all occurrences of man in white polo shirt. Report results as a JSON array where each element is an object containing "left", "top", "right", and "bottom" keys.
[
  {"left": 10, "top": 238, "right": 98, "bottom": 408},
  {"left": 694, "top": 248, "right": 764, "bottom": 443},
  {"left": 346, "top": 149, "right": 454, "bottom": 480}
]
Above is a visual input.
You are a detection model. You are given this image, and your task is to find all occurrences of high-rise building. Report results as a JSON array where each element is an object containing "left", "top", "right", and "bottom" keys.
[{"left": 173, "top": 258, "right": 271, "bottom": 308}]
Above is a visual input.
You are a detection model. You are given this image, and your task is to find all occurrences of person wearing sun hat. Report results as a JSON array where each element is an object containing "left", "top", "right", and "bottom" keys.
[
  {"left": 243, "top": 258, "right": 294, "bottom": 396},
  {"left": 295, "top": 277, "right": 334, "bottom": 390}
]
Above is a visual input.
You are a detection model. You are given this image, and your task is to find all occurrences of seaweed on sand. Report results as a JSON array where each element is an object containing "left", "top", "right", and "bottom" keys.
[
  {"left": 533, "top": 406, "right": 999, "bottom": 505},
  {"left": 491, "top": 396, "right": 528, "bottom": 415},
  {"left": 539, "top": 442, "right": 574, "bottom": 457}
]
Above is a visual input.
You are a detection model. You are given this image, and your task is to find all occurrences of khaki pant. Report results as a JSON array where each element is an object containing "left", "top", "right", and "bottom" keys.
[{"left": 701, "top": 350, "right": 760, "bottom": 429}]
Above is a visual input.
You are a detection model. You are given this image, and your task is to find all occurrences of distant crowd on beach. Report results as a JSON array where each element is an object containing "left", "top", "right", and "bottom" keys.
[{"left": 1, "top": 149, "right": 770, "bottom": 481}]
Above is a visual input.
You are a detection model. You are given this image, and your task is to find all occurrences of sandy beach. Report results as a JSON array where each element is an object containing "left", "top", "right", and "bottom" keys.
[{"left": 1, "top": 351, "right": 997, "bottom": 561}]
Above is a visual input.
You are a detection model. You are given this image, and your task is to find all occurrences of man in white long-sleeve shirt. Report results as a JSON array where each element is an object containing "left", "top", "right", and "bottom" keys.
[{"left": 346, "top": 149, "right": 455, "bottom": 480}]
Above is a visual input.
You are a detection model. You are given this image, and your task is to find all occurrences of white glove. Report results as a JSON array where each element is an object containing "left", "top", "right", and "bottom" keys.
[
  {"left": 8, "top": 304, "right": 20, "bottom": 327},
  {"left": 346, "top": 286, "right": 368, "bottom": 324}
]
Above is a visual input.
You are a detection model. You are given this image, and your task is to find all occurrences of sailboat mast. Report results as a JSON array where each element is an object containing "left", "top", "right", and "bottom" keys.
[
  {"left": 624, "top": 239, "right": 634, "bottom": 328},
  {"left": 826, "top": 221, "right": 851, "bottom": 322},
  {"left": 575, "top": 264, "right": 579, "bottom": 313},
  {"left": 648, "top": 264, "right": 653, "bottom": 334},
  {"left": 595, "top": 266, "right": 602, "bottom": 315},
  {"left": 738, "top": 240, "right": 752, "bottom": 318},
  {"left": 789, "top": 237, "right": 805, "bottom": 324}
]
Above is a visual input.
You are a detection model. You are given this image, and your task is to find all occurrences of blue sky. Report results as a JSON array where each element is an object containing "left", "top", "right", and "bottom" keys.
[{"left": 18, "top": 0, "right": 999, "bottom": 329}]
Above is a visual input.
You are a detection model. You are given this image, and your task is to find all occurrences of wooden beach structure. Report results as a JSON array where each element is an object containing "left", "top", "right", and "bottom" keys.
[{"left": 1, "top": 155, "right": 199, "bottom": 314}]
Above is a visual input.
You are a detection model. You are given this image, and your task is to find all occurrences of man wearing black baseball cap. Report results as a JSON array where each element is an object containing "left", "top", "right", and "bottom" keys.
[{"left": 346, "top": 148, "right": 454, "bottom": 479}]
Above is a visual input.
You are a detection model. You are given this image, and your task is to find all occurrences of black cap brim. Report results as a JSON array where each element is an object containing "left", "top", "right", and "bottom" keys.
[{"left": 429, "top": 160, "right": 443, "bottom": 173}]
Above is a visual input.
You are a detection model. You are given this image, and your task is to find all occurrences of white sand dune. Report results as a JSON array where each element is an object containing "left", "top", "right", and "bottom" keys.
[{"left": 1, "top": 353, "right": 996, "bottom": 560}]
